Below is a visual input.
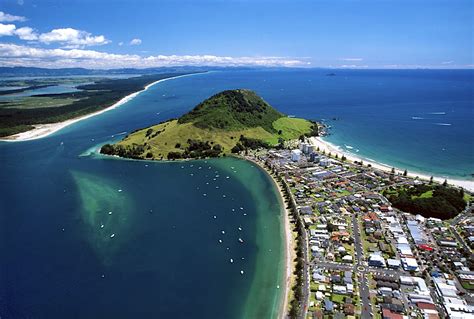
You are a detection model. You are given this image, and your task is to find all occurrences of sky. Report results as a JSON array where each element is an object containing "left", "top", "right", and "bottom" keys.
[{"left": 0, "top": 0, "right": 472, "bottom": 69}]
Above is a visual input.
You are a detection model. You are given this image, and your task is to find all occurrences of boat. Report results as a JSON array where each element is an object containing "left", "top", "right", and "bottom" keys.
[
  {"left": 240, "top": 270, "right": 244, "bottom": 275},
  {"left": 230, "top": 259, "right": 234, "bottom": 263},
  {"left": 238, "top": 238, "right": 244, "bottom": 243},
  {"left": 110, "top": 234, "right": 115, "bottom": 238}
]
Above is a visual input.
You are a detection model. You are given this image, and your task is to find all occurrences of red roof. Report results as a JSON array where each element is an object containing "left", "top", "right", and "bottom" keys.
[
  {"left": 382, "top": 309, "right": 403, "bottom": 319},
  {"left": 417, "top": 302, "right": 437, "bottom": 310},
  {"left": 418, "top": 244, "right": 434, "bottom": 251}
]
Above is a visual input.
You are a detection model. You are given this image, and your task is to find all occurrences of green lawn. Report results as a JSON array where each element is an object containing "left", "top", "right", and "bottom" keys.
[
  {"left": 115, "top": 116, "right": 313, "bottom": 159},
  {"left": 268, "top": 117, "right": 313, "bottom": 144},
  {"left": 461, "top": 281, "right": 474, "bottom": 291},
  {"left": 412, "top": 190, "right": 433, "bottom": 199},
  {"left": 331, "top": 294, "right": 345, "bottom": 303}
]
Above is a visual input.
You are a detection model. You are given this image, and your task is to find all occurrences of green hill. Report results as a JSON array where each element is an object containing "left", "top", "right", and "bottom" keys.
[{"left": 101, "top": 89, "right": 318, "bottom": 160}]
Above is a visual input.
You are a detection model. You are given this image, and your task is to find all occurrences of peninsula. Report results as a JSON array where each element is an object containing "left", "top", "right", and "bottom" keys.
[
  {"left": 101, "top": 89, "right": 319, "bottom": 160},
  {"left": 0, "top": 72, "right": 200, "bottom": 139}
]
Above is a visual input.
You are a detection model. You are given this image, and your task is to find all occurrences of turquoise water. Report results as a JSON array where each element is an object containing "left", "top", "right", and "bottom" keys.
[
  {"left": 0, "top": 73, "right": 285, "bottom": 318},
  {"left": 0, "top": 69, "right": 473, "bottom": 318}
]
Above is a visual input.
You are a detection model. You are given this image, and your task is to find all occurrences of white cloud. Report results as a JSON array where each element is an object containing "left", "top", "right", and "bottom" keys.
[
  {"left": 18, "top": 0, "right": 25, "bottom": 5},
  {"left": 129, "top": 38, "right": 142, "bottom": 45},
  {"left": 340, "top": 64, "right": 368, "bottom": 68},
  {"left": 0, "top": 43, "right": 307, "bottom": 69},
  {"left": 118, "top": 42, "right": 124, "bottom": 46},
  {"left": 0, "top": 23, "right": 16, "bottom": 36},
  {"left": 0, "top": 11, "right": 26, "bottom": 22},
  {"left": 38, "top": 28, "right": 110, "bottom": 48},
  {"left": 441, "top": 61, "right": 453, "bottom": 64},
  {"left": 341, "top": 58, "right": 363, "bottom": 61},
  {"left": 15, "top": 26, "right": 38, "bottom": 40}
]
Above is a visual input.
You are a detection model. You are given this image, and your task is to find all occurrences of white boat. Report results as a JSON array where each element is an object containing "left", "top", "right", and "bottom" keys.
[
  {"left": 238, "top": 238, "right": 244, "bottom": 243},
  {"left": 110, "top": 234, "right": 115, "bottom": 238}
]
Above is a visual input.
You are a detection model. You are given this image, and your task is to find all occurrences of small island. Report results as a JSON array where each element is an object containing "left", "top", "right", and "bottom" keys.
[{"left": 101, "top": 89, "right": 319, "bottom": 160}]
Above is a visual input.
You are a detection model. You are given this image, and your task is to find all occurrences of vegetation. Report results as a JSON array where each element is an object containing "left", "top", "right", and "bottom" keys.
[
  {"left": 384, "top": 184, "right": 467, "bottom": 219},
  {"left": 0, "top": 73, "right": 195, "bottom": 137},
  {"left": 178, "top": 89, "right": 283, "bottom": 132},
  {"left": 102, "top": 89, "right": 317, "bottom": 160}
]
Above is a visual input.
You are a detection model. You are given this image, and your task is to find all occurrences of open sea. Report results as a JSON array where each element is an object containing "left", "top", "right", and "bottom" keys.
[{"left": 0, "top": 69, "right": 473, "bottom": 318}]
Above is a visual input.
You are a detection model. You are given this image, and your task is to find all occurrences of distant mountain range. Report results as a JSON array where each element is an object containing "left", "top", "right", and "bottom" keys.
[{"left": 0, "top": 66, "right": 294, "bottom": 77}]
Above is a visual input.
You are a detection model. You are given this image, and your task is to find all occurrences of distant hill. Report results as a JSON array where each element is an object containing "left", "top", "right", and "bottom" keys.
[
  {"left": 101, "top": 89, "right": 318, "bottom": 160},
  {"left": 0, "top": 66, "right": 210, "bottom": 77},
  {"left": 0, "top": 66, "right": 272, "bottom": 77}
]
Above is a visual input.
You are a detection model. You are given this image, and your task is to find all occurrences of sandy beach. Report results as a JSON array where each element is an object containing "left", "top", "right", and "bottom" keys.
[
  {"left": 0, "top": 73, "right": 200, "bottom": 143},
  {"left": 244, "top": 156, "right": 293, "bottom": 319},
  {"left": 309, "top": 136, "right": 474, "bottom": 192}
]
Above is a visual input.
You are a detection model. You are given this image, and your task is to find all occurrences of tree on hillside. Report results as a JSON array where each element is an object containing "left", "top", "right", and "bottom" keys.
[{"left": 403, "top": 169, "right": 407, "bottom": 177}]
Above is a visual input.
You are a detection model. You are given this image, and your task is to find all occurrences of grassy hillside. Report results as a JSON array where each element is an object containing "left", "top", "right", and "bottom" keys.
[
  {"left": 101, "top": 89, "right": 318, "bottom": 160},
  {"left": 178, "top": 89, "right": 283, "bottom": 132}
]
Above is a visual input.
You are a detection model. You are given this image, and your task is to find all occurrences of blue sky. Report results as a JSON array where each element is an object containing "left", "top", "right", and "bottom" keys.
[{"left": 0, "top": 0, "right": 472, "bottom": 69}]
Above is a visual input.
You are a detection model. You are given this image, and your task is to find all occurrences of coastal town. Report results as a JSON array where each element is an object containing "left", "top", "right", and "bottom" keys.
[{"left": 246, "top": 137, "right": 474, "bottom": 319}]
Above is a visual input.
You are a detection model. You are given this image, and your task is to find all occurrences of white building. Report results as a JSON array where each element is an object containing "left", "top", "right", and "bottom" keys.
[{"left": 291, "top": 149, "right": 302, "bottom": 162}]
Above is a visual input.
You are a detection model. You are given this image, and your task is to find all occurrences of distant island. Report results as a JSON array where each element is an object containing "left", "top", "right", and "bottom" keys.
[{"left": 101, "top": 89, "right": 319, "bottom": 160}]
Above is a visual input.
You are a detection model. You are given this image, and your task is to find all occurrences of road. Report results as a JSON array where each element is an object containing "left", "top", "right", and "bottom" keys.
[{"left": 351, "top": 214, "right": 373, "bottom": 319}]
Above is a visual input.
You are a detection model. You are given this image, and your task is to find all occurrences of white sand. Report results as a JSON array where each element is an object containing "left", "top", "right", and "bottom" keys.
[
  {"left": 309, "top": 136, "right": 474, "bottom": 192},
  {"left": 0, "top": 73, "right": 200, "bottom": 142}
]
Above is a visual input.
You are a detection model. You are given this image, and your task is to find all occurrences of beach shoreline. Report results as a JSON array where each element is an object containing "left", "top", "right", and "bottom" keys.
[
  {"left": 0, "top": 73, "right": 201, "bottom": 143},
  {"left": 243, "top": 156, "right": 293, "bottom": 319},
  {"left": 309, "top": 136, "right": 474, "bottom": 192}
]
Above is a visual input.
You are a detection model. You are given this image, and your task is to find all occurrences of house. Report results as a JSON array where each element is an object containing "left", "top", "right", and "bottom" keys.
[
  {"left": 369, "top": 253, "right": 386, "bottom": 267},
  {"left": 315, "top": 291, "right": 324, "bottom": 300},
  {"left": 333, "top": 285, "right": 347, "bottom": 294},
  {"left": 342, "top": 255, "right": 353, "bottom": 263},
  {"left": 401, "top": 257, "right": 419, "bottom": 272},
  {"left": 324, "top": 299, "right": 334, "bottom": 312},
  {"left": 387, "top": 259, "right": 401, "bottom": 269},
  {"left": 343, "top": 271, "right": 352, "bottom": 284},
  {"left": 382, "top": 308, "right": 403, "bottom": 319},
  {"left": 291, "top": 149, "right": 302, "bottom": 162},
  {"left": 346, "top": 283, "right": 354, "bottom": 294}
]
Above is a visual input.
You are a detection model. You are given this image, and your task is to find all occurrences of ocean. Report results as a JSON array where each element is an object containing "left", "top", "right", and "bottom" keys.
[{"left": 0, "top": 69, "right": 472, "bottom": 318}]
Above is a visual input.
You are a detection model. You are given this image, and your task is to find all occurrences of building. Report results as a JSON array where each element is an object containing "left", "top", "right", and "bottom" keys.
[
  {"left": 401, "top": 257, "right": 419, "bottom": 272},
  {"left": 369, "top": 253, "right": 386, "bottom": 267},
  {"left": 291, "top": 149, "right": 302, "bottom": 162},
  {"left": 387, "top": 259, "right": 401, "bottom": 269}
]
